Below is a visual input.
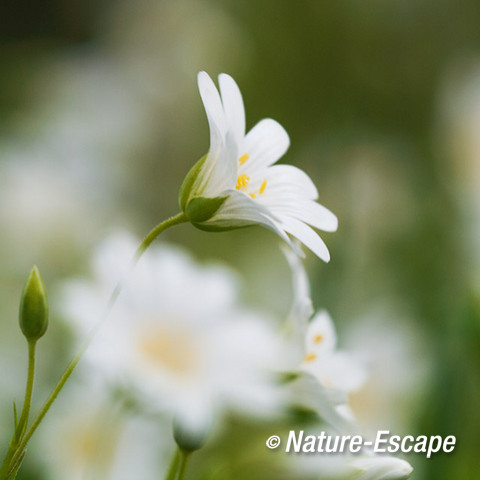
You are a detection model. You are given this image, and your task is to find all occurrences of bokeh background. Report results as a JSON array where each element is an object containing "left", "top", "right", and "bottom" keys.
[{"left": 1, "top": 0, "right": 480, "bottom": 479}]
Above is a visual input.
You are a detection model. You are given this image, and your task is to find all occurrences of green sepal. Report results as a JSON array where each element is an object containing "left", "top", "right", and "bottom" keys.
[
  {"left": 19, "top": 266, "right": 49, "bottom": 342},
  {"left": 185, "top": 196, "right": 227, "bottom": 223},
  {"left": 178, "top": 154, "right": 207, "bottom": 211},
  {"left": 191, "top": 222, "right": 254, "bottom": 233}
]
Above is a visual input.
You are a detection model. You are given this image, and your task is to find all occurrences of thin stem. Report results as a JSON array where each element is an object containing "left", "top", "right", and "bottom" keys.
[
  {"left": 177, "top": 450, "right": 191, "bottom": 480},
  {"left": 0, "top": 341, "right": 36, "bottom": 478},
  {"left": 16, "top": 341, "right": 36, "bottom": 440},
  {"left": 3, "top": 212, "right": 188, "bottom": 478},
  {"left": 164, "top": 448, "right": 181, "bottom": 480}
]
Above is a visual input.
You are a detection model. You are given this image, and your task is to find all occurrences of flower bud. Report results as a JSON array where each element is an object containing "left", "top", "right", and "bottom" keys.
[
  {"left": 19, "top": 266, "right": 49, "bottom": 342},
  {"left": 172, "top": 413, "right": 210, "bottom": 452}
]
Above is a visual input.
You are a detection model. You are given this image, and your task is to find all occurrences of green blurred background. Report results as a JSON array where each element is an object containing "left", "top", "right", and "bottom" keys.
[{"left": 1, "top": 0, "right": 480, "bottom": 478}]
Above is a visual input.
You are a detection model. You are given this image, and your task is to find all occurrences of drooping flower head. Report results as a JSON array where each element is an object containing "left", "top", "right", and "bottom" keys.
[{"left": 179, "top": 72, "right": 338, "bottom": 262}]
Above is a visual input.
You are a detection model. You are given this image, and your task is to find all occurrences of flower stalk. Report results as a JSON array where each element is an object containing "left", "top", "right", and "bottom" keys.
[
  {"left": 0, "top": 213, "right": 188, "bottom": 480},
  {"left": 164, "top": 448, "right": 191, "bottom": 480}
]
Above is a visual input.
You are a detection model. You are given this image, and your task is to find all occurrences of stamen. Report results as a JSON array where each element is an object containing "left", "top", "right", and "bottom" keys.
[
  {"left": 313, "top": 334, "right": 323, "bottom": 344},
  {"left": 236, "top": 174, "right": 250, "bottom": 190},
  {"left": 304, "top": 353, "right": 317, "bottom": 363},
  {"left": 238, "top": 153, "right": 250, "bottom": 165},
  {"left": 259, "top": 179, "right": 267, "bottom": 194},
  {"left": 249, "top": 193, "right": 256, "bottom": 199}
]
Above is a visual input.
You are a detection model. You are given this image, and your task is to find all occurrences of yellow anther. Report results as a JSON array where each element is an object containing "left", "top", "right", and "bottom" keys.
[
  {"left": 236, "top": 174, "right": 250, "bottom": 190},
  {"left": 249, "top": 193, "right": 256, "bottom": 199},
  {"left": 259, "top": 179, "right": 267, "bottom": 195},
  {"left": 313, "top": 334, "right": 323, "bottom": 344},
  {"left": 304, "top": 353, "right": 317, "bottom": 363},
  {"left": 238, "top": 153, "right": 250, "bottom": 165}
]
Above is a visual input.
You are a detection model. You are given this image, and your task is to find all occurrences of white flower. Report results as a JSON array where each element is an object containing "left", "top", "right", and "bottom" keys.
[
  {"left": 281, "top": 248, "right": 365, "bottom": 430},
  {"left": 350, "top": 455, "right": 413, "bottom": 480},
  {"left": 301, "top": 311, "right": 366, "bottom": 397},
  {"left": 292, "top": 449, "right": 412, "bottom": 480},
  {"left": 61, "top": 233, "right": 282, "bottom": 444},
  {"left": 37, "top": 381, "right": 169, "bottom": 480},
  {"left": 179, "top": 72, "right": 338, "bottom": 262}
]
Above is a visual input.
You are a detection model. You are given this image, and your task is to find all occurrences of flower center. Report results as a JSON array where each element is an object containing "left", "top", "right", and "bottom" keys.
[
  {"left": 64, "top": 413, "right": 120, "bottom": 473},
  {"left": 236, "top": 154, "right": 268, "bottom": 198},
  {"left": 137, "top": 328, "right": 198, "bottom": 376},
  {"left": 236, "top": 174, "right": 250, "bottom": 190}
]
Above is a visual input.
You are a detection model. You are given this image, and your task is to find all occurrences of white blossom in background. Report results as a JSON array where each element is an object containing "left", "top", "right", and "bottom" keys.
[
  {"left": 60, "top": 233, "right": 282, "bottom": 443},
  {"left": 281, "top": 246, "right": 365, "bottom": 430},
  {"left": 350, "top": 454, "right": 413, "bottom": 480},
  {"left": 294, "top": 449, "right": 413, "bottom": 480},
  {"left": 345, "top": 311, "right": 431, "bottom": 437},
  {"left": 179, "top": 72, "right": 338, "bottom": 262},
  {"left": 292, "top": 310, "right": 366, "bottom": 434},
  {"left": 37, "top": 381, "right": 168, "bottom": 480},
  {"left": 283, "top": 250, "right": 412, "bottom": 479},
  {"left": 301, "top": 311, "right": 366, "bottom": 401},
  {"left": 437, "top": 62, "right": 480, "bottom": 284}
]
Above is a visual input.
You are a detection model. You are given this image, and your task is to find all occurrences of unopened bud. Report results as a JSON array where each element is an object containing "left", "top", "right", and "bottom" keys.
[
  {"left": 19, "top": 266, "right": 49, "bottom": 342},
  {"left": 173, "top": 413, "right": 210, "bottom": 452}
]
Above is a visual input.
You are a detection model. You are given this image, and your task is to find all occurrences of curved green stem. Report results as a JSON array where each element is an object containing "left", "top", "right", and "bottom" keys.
[
  {"left": 164, "top": 448, "right": 181, "bottom": 480},
  {"left": 3, "top": 212, "right": 188, "bottom": 478},
  {"left": 177, "top": 450, "right": 191, "bottom": 480},
  {"left": 16, "top": 341, "right": 36, "bottom": 440},
  {"left": 0, "top": 341, "right": 36, "bottom": 479}
]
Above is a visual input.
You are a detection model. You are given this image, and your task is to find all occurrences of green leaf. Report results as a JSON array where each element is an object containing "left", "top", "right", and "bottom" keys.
[
  {"left": 12, "top": 403, "right": 17, "bottom": 430},
  {"left": 6, "top": 450, "right": 26, "bottom": 480}
]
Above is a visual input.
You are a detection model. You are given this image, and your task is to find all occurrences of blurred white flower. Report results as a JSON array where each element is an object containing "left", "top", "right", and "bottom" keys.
[
  {"left": 282, "top": 246, "right": 366, "bottom": 431},
  {"left": 37, "top": 381, "right": 168, "bottom": 480},
  {"left": 282, "top": 246, "right": 365, "bottom": 397},
  {"left": 61, "top": 233, "right": 282, "bottom": 442},
  {"left": 301, "top": 311, "right": 366, "bottom": 396},
  {"left": 179, "top": 72, "right": 338, "bottom": 261},
  {"left": 292, "top": 310, "right": 366, "bottom": 433},
  {"left": 291, "top": 440, "right": 412, "bottom": 480},
  {"left": 350, "top": 454, "right": 413, "bottom": 480},
  {"left": 345, "top": 311, "right": 431, "bottom": 437}
]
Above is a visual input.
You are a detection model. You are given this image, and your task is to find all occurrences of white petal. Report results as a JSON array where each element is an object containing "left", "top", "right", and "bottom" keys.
[
  {"left": 219, "top": 73, "right": 245, "bottom": 144},
  {"left": 306, "top": 310, "right": 337, "bottom": 353},
  {"left": 256, "top": 164, "right": 318, "bottom": 200},
  {"left": 207, "top": 190, "right": 291, "bottom": 244},
  {"left": 324, "top": 351, "right": 367, "bottom": 392},
  {"left": 197, "top": 72, "right": 237, "bottom": 195},
  {"left": 351, "top": 456, "right": 413, "bottom": 480},
  {"left": 243, "top": 119, "right": 290, "bottom": 172},
  {"left": 197, "top": 71, "right": 225, "bottom": 155},
  {"left": 280, "top": 216, "right": 331, "bottom": 262},
  {"left": 262, "top": 198, "right": 338, "bottom": 233}
]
